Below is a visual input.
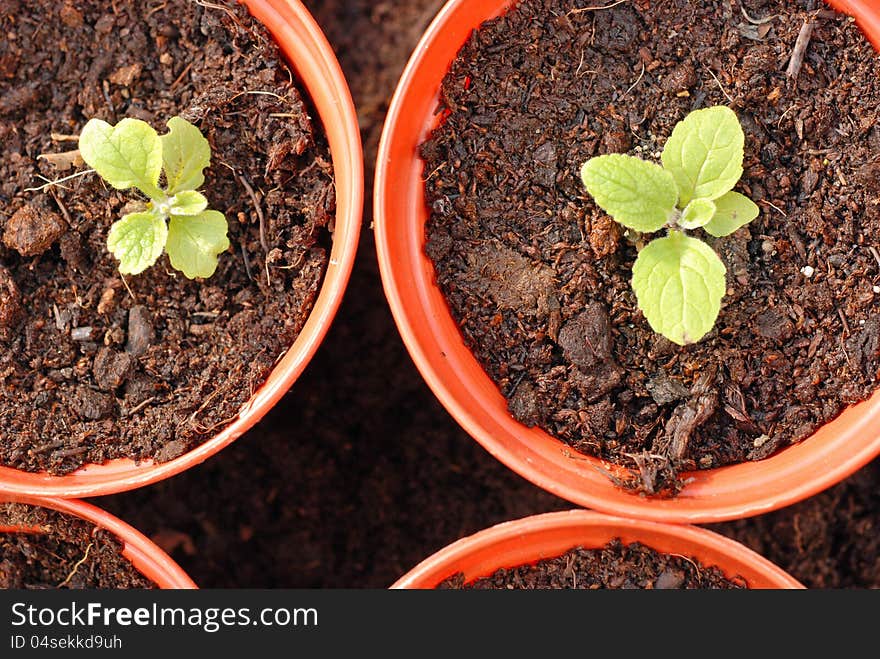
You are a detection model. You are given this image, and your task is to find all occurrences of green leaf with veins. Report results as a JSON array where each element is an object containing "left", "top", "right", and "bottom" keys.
[
  {"left": 660, "top": 105, "right": 744, "bottom": 205},
  {"left": 78, "top": 118, "right": 164, "bottom": 199},
  {"left": 631, "top": 230, "right": 727, "bottom": 345},
  {"left": 580, "top": 154, "right": 678, "bottom": 233},
  {"left": 166, "top": 210, "right": 230, "bottom": 279},
  {"left": 703, "top": 191, "right": 760, "bottom": 237},
  {"left": 168, "top": 190, "right": 209, "bottom": 216},
  {"left": 160, "top": 116, "right": 211, "bottom": 195},
  {"left": 678, "top": 198, "right": 716, "bottom": 230},
  {"left": 106, "top": 211, "right": 168, "bottom": 275}
]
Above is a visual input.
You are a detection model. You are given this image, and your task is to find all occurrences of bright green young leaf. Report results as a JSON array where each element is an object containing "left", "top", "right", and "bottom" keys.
[
  {"left": 160, "top": 116, "right": 211, "bottom": 195},
  {"left": 580, "top": 154, "right": 679, "bottom": 233},
  {"left": 79, "top": 118, "right": 164, "bottom": 199},
  {"left": 702, "top": 191, "right": 759, "bottom": 237},
  {"left": 678, "top": 198, "right": 716, "bottom": 230},
  {"left": 166, "top": 210, "right": 230, "bottom": 279},
  {"left": 660, "top": 106, "right": 744, "bottom": 205},
  {"left": 168, "top": 190, "right": 208, "bottom": 216},
  {"left": 106, "top": 211, "right": 168, "bottom": 275},
  {"left": 631, "top": 230, "right": 727, "bottom": 345}
]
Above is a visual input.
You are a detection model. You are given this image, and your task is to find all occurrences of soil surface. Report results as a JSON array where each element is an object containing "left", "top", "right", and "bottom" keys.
[
  {"left": 0, "top": 0, "right": 334, "bottom": 474},
  {"left": 91, "top": 0, "right": 880, "bottom": 590},
  {"left": 438, "top": 540, "right": 746, "bottom": 589},
  {"left": 421, "top": 0, "right": 880, "bottom": 494},
  {"left": 0, "top": 504, "right": 155, "bottom": 589}
]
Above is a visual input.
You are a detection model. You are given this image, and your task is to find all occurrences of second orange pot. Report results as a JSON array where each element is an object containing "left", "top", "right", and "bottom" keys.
[{"left": 374, "top": 0, "right": 880, "bottom": 524}]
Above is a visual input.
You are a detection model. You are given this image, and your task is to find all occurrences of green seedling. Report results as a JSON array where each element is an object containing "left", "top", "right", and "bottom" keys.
[
  {"left": 78, "top": 116, "right": 230, "bottom": 279},
  {"left": 580, "top": 105, "right": 759, "bottom": 345}
]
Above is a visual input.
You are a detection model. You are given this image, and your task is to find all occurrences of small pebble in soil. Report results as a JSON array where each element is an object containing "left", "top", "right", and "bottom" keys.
[
  {"left": 2, "top": 202, "right": 67, "bottom": 256},
  {"left": 71, "top": 326, "right": 98, "bottom": 342},
  {"left": 92, "top": 347, "right": 134, "bottom": 391}
]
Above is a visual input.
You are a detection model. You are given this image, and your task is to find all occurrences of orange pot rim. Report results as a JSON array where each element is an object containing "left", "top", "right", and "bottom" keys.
[
  {"left": 374, "top": 0, "right": 880, "bottom": 524},
  {"left": 2, "top": 494, "right": 197, "bottom": 589},
  {"left": 390, "top": 509, "right": 804, "bottom": 589},
  {"left": 0, "top": 0, "right": 363, "bottom": 498}
]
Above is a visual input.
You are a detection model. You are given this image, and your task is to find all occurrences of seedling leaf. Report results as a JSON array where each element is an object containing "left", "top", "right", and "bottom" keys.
[
  {"left": 79, "top": 118, "right": 164, "bottom": 199},
  {"left": 106, "top": 211, "right": 168, "bottom": 275},
  {"left": 166, "top": 210, "right": 230, "bottom": 279},
  {"left": 160, "top": 116, "right": 211, "bottom": 195},
  {"left": 678, "top": 198, "right": 717, "bottom": 230},
  {"left": 168, "top": 190, "right": 209, "bottom": 216},
  {"left": 631, "top": 230, "right": 727, "bottom": 345},
  {"left": 580, "top": 154, "right": 678, "bottom": 233},
  {"left": 660, "top": 105, "right": 744, "bottom": 205},
  {"left": 703, "top": 191, "right": 759, "bottom": 237}
]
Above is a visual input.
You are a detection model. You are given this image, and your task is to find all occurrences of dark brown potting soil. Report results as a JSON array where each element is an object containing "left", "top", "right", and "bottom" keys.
[
  {"left": 97, "top": 0, "right": 879, "bottom": 591},
  {"left": 0, "top": 503, "right": 155, "bottom": 588},
  {"left": 437, "top": 539, "right": 745, "bottom": 589},
  {"left": 420, "top": 0, "right": 880, "bottom": 494},
  {"left": 0, "top": 0, "right": 334, "bottom": 474}
]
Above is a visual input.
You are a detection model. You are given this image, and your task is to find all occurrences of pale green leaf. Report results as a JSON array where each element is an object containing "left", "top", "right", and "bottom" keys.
[
  {"left": 581, "top": 154, "right": 678, "bottom": 233},
  {"left": 160, "top": 116, "right": 211, "bottom": 195},
  {"left": 168, "top": 190, "right": 208, "bottom": 216},
  {"left": 166, "top": 210, "right": 230, "bottom": 279},
  {"left": 79, "top": 118, "right": 164, "bottom": 199},
  {"left": 106, "top": 211, "right": 168, "bottom": 275},
  {"left": 660, "top": 106, "right": 745, "bottom": 205},
  {"left": 702, "top": 191, "right": 759, "bottom": 237},
  {"left": 631, "top": 231, "right": 727, "bottom": 345},
  {"left": 678, "top": 198, "right": 716, "bottom": 230}
]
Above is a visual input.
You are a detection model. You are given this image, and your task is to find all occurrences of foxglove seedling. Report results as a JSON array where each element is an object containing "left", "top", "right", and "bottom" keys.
[
  {"left": 580, "top": 106, "right": 759, "bottom": 345},
  {"left": 78, "top": 116, "right": 230, "bottom": 279}
]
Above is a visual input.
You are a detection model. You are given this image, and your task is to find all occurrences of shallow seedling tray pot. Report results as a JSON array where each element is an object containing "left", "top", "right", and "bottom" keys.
[
  {"left": 2, "top": 494, "right": 197, "bottom": 589},
  {"left": 0, "top": 0, "right": 362, "bottom": 499},
  {"left": 374, "top": 0, "right": 880, "bottom": 524},
  {"left": 391, "top": 509, "right": 804, "bottom": 589}
]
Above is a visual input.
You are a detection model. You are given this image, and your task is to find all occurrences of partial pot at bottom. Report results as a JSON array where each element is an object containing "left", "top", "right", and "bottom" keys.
[
  {"left": 1, "top": 495, "right": 197, "bottom": 589},
  {"left": 391, "top": 510, "right": 804, "bottom": 589}
]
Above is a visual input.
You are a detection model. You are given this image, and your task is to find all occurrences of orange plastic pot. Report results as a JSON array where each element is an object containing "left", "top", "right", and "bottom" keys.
[
  {"left": 374, "top": 0, "right": 880, "bottom": 524},
  {"left": 831, "top": 0, "right": 880, "bottom": 49},
  {"left": 2, "top": 495, "right": 197, "bottom": 589},
  {"left": 391, "top": 510, "right": 804, "bottom": 589},
  {"left": 0, "top": 0, "right": 362, "bottom": 498}
]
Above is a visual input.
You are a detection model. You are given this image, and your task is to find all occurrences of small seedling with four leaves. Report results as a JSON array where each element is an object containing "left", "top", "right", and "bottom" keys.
[
  {"left": 78, "top": 116, "right": 230, "bottom": 279},
  {"left": 580, "top": 105, "right": 759, "bottom": 345}
]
